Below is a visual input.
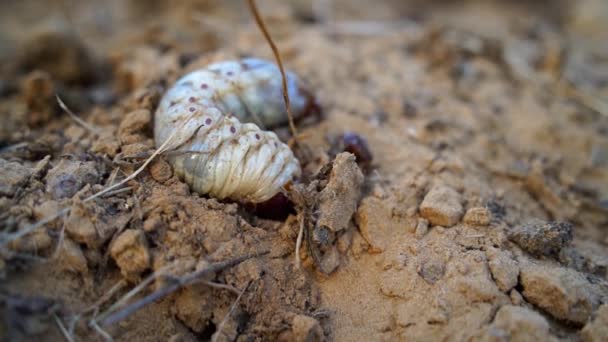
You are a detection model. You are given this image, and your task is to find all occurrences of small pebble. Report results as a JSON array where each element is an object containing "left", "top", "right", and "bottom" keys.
[
  {"left": 419, "top": 185, "right": 463, "bottom": 227},
  {"left": 415, "top": 218, "right": 429, "bottom": 239},
  {"left": 507, "top": 220, "right": 573, "bottom": 257},
  {"left": 463, "top": 207, "right": 492, "bottom": 226}
]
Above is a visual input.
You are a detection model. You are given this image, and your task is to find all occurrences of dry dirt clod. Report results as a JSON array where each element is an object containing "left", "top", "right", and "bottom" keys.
[
  {"left": 45, "top": 159, "right": 100, "bottom": 199},
  {"left": 486, "top": 248, "right": 519, "bottom": 293},
  {"left": 172, "top": 284, "right": 216, "bottom": 333},
  {"left": 581, "top": 304, "right": 608, "bottom": 342},
  {"left": 286, "top": 314, "right": 324, "bottom": 342},
  {"left": 473, "top": 305, "right": 556, "bottom": 341},
  {"left": 58, "top": 237, "right": 88, "bottom": 275},
  {"left": 418, "top": 258, "right": 446, "bottom": 284},
  {"left": 519, "top": 261, "right": 603, "bottom": 325},
  {"left": 463, "top": 207, "right": 492, "bottom": 226},
  {"left": 118, "top": 109, "right": 151, "bottom": 145},
  {"left": 149, "top": 158, "right": 173, "bottom": 183},
  {"left": 109, "top": 229, "right": 151, "bottom": 281},
  {"left": 9, "top": 228, "right": 52, "bottom": 254},
  {"left": 316, "top": 153, "right": 364, "bottom": 233},
  {"left": 64, "top": 200, "right": 99, "bottom": 248},
  {"left": 507, "top": 220, "right": 573, "bottom": 258},
  {"left": 0, "top": 158, "right": 32, "bottom": 197},
  {"left": 20, "top": 70, "right": 56, "bottom": 127},
  {"left": 419, "top": 184, "right": 463, "bottom": 227}
]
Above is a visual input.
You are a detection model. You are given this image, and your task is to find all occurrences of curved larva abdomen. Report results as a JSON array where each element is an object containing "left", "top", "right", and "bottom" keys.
[
  {"left": 158, "top": 58, "right": 314, "bottom": 130},
  {"left": 154, "top": 58, "right": 309, "bottom": 203}
]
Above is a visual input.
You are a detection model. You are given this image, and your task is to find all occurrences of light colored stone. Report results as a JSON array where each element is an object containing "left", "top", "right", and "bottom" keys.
[
  {"left": 486, "top": 248, "right": 519, "bottom": 292},
  {"left": 581, "top": 304, "right": 608, "bottom": 342},
  {"left": 520, "top": 262, "right": 602, "bottom": 324},
  {"left": 493, "top": 305, "right": 555, "bottom": 341},
  {"left": 415, "top": 218, "right": 429, "bottom": 239},
  {"left": 419, "top": 185, "right": 463, "bottom": 227}
]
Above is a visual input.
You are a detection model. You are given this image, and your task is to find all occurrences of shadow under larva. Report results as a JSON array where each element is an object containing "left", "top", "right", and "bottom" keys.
[{"left": 154, "top": 58, "right": 317, "bottom": 203}]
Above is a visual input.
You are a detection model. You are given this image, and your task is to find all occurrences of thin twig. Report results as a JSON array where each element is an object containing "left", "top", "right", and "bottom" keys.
[
  {"left": 101, "top": 186, "right": 133, "bottom": 198},
  {"left": 83, "top": 279, "right": 127, "bottom": 315},
  {"left": 246, "top": 0, "right": 299, "bottom": 143},
  {"left": 203, "top": 281, "right": 241, "bottom": 295},
  {"left": 54, "top": 314, "right": 76, "bottom": 342},
  {"left": 100, "top": 252, "right": 265, "bottom": 327},
  {"left": 212, "top": 281, "right": 252, "bottom": 342},
  {"left": 295, "top": 215, "right": 305, "bottom": 268},
  {"left": 50, "top": 225, "right": 66, "bottom": 260},
  {"left": 94, "top": 263, "right": 176, "bottom": 323},
  {"left": 90, "top": 319, "right": 113, "bottom": 342},
  {"left": 56, "top": 94, "right": 101, "bottom": 135}
]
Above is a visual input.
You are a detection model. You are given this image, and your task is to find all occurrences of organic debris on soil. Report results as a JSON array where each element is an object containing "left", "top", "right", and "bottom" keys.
[{"left": 1, "top": 0, "right": 608, "bottom": 341}]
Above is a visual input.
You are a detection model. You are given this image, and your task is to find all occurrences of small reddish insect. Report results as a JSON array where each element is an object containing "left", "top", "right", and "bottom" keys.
[{"left": 154, "top": 58, "right": 316, "bottom": 203}]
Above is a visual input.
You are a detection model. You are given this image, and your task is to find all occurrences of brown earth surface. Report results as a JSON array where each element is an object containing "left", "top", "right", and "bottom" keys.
[{"left": 1, "top": 0, "right": 608, "bottom": 341}]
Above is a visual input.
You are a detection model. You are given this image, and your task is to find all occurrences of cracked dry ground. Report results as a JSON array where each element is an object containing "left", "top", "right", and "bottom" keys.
[{"left": 1, "top": 0, "right": 608, "bottom": 341}]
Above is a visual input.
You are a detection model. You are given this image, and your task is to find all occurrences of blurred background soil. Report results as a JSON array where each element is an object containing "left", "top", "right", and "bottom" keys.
[{"left": 0, "top": 0, "right": 607, "bottom": 341}]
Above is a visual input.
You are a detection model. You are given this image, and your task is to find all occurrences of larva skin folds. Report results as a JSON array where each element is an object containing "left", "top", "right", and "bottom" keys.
[{"left": 154, "top": 58, "right": 310, "bottom": 203}]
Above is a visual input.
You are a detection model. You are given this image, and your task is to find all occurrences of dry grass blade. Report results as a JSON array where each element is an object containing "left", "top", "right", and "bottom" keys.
[
  {"left": 212, "top": 280, "right": 252, "bottom": 342},
  {"left": 295, "top": 215, "right": 305, "bottom": 267},
  {"left": 56, "top": 94, "right": 101, "bottom": 135},
  {"left": 246, "top": 0, "right": 299, "bottom": 143},
  {"left": 54, "top": 313, "right": 76, "bottom": 342}
]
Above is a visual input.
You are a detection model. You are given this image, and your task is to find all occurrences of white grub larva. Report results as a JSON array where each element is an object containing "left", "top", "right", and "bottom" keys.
[{"left": 154, "top": 58, "right": 316, "bottom": 203}]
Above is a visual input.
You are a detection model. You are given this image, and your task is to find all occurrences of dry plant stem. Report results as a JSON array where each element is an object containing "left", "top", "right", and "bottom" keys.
[
  {"left": 56, "top": 94, "right": 101, "bottom": 135},
  {"left": 83, "top": 279, "right": 128, "bottom": 314},
  {"left": 203, "top": 280, "right": 241, "bottom": 295},
  {"left": 95, "top": 263, "right": 177, "bottom": 323},
  {"left": 90, "top": 319, "right": 113, "bottom": 342},
  {"left": 100, "top": 252, "right": 265, "bottom": 327},
  {"left": 295, "top": 215, "right": 305, "bottom": 267},
  {"left": 54, "top": 314, "right": 76, "bottom": 342},
  {"left": 246, "top": 0, "right": 299, "bottom": 143},
  {"left": 212, "top": 281, "right": 252, "bottom": 342}
]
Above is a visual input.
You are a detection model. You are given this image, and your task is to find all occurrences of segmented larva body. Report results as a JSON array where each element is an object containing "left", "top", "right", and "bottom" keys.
[{"left": 154, "top": 58, "right": 315, "bottom": 203}]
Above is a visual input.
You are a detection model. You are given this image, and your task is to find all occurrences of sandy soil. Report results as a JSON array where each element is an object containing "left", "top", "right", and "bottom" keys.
[{"left": 1, "top": 0, "right": 608, "bottom": 341}]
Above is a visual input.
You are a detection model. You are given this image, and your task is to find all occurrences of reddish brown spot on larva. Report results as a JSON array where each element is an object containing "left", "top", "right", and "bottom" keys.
[
  {"left": 230, "top": 126, "right": 236, "bottom": 133},
  {"left": 201, "top": 83, "right": 208, "bottom": 89},
  {"left": 255, "top": 134, "right": 260, "bottom": 140},
  {"left": 189, "top": 97, "right": 197, "bottom": 102},
  {"left": 205, "top": 118, "right": 212, "bottom": 125},
  {"left": 189, "top": 107, "right": 195, "bottom": 112}
]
